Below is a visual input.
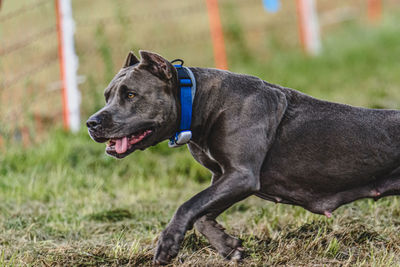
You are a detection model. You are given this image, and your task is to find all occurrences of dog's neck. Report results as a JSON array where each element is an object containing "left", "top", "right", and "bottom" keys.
[{"left": 186, "top": 67, "right": 231, "bottom": 148}]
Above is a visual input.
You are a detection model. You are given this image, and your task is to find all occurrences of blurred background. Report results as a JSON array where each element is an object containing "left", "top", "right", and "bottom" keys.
[
  {"left": 2, "top": 0, "right": 400, "bottom": 144},
  {"left": 1, "top": 0, "right": 400, "bottom": 265}
]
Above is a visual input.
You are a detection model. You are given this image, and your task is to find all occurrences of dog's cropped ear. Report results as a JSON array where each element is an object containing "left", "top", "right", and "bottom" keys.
[
  {"left": 138, "top": 50, "right": 173, "bottom": 80},
  {"left": 123, "top": 51, "right": 140, "bottom": 68}
]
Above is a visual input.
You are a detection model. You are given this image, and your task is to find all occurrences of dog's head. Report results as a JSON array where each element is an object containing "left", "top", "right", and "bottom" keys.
[{"left": 87, "top": 51, "right": 179, "bottom": 158}]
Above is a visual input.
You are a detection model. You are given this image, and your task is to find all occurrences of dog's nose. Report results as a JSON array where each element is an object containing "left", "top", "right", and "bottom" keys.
[{"left": 86, "top": 116, "right": 102, "bottom": 129}]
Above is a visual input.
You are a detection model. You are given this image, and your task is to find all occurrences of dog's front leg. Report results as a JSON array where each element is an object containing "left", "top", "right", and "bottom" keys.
[
  {"left": 187, "top": 143, "right": 244, "bottom": 259},
  {"left": 153, "top": 169, "right": 259, "bottom": 265},
  {"left": 154, "top": 87, "right": 286, "bottom": 264}
]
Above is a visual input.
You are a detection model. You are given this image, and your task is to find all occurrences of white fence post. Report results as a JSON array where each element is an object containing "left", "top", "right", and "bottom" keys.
[{"left": 55, "top": 0, "right": 80, "bottom": 132}]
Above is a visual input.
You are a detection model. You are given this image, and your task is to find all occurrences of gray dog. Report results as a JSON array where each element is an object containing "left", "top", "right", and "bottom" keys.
[{"left": 87, "top": 50, "right": 400, "bottom": 265}]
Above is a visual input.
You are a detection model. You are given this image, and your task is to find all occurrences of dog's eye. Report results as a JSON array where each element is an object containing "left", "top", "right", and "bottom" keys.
[{"left": 127, "top": 92, "right": 135, "bottom": 99}]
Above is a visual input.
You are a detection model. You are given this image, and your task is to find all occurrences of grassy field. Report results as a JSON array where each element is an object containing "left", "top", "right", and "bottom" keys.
[{"left": 2, "top": 3, "right": 400, "bottom": 267}]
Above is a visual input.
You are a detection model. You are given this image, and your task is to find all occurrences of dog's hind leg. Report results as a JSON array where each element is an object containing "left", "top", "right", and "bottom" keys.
[{"left": 188, "top": 143, "right": 243, "bottom": 259}]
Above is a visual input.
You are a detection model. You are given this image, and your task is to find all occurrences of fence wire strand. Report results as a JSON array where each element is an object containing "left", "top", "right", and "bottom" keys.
[
  {"left": 75, "top": 1, "right": 205, "bottom": 27},
  {"left": 1, "top": 54, "right": 58, "bottom": 89},
  {"left": 0, "top": 26, "right": 57, "bottom": 57},
  {"left": 0, "top": 0, "right": 51, "bottom": 23}
]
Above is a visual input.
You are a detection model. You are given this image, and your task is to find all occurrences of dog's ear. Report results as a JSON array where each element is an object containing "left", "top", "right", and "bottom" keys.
[
  {"left": 138, "top": 50, "right": 173, "bottom": 80},
  {"left": 123, "top": 51, "right": 140, "bottom": 68}
]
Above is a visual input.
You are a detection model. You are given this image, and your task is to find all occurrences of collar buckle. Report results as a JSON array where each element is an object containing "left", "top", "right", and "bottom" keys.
[{"left": 168, "top": 131, "right": 192, "bottom": 148}]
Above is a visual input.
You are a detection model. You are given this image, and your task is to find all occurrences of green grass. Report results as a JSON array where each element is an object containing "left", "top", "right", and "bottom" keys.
[{"left": 2, "top": 9, "right": 400, "bottom": 267}]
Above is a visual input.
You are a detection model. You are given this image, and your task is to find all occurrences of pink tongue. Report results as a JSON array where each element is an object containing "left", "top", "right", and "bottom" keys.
[{"left": 115, "top": 136, "right": 128, "bottom": 154}]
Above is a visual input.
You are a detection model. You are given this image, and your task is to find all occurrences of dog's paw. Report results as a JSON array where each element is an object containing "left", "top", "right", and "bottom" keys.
[
  {"left": 153, "top": 229, "right": 184, "bottom": 265},
  {"left": 228, "top": 246, "right": 244, "bottom": 261},
  {"left": 220, "top": 236, "right": 244, "bottom": 261}
]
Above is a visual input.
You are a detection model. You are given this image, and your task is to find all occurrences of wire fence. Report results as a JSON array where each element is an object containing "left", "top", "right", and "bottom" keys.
[
  {"left": 0, "top": 0, "right": 59, "bottom": 148},
  {"left": 1, "top": 0, "right": 400, "bottom": 147}
]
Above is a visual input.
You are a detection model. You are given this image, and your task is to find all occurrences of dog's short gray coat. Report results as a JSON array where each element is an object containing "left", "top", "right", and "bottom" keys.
[{"left": 87, "top": 51, "right": 400, "bottom": 264}]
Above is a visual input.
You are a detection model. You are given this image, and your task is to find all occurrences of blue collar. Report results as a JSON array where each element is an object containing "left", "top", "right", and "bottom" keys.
[{"left": 168, "top": 60, "right": 196, "bottom": 148}]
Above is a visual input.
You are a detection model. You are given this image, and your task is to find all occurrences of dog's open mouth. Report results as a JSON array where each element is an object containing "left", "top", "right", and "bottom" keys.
[{"left": 106, "top": 129, "right": 153, "bottom": 155}]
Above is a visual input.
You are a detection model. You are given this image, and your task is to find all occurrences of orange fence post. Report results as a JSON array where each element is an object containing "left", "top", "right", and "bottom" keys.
[
  {"left": 205, "top": 0, "right": 228, "bottom": 70},
  {"left": 296, "top": 0, "right": 306, "bottom": 52},
  {"left": 55, "top": 0, "right": 69, "bottom": 130},
  {"left": 368, "top": 0, "right": 382, "bottom": 23},
  {"left": 296, "top": 0, "right": 321, "bottom": 55},
  {"left": 55, "top": 0, "right": 80, "bottom": 132}
]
